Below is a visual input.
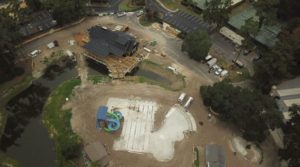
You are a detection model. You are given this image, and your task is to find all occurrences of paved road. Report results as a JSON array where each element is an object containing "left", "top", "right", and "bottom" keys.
[
  {"left": 146, "top": 0, "right": 254, "bottom": 74},
  {"left": 89, "top": 0, "right": 122, "bottom": 13},
  {"left": 18, "top": 14, "right": 220, "bottom": 83}
]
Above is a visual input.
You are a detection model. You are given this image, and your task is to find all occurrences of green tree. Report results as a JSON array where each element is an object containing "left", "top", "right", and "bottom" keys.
[
  {"left": 200, "top": 82, "right": 282, "bottom": 143},
  {"left": 26, "top": 0, "right": 43, "bottom": 12},
  {"left": 132, "top": 0, "right": 145, "bottom": 6},
  {"left": 89, "top": 160, "right": 102, "bottom": 167},
  {"left": 203, "top": 0, "right": 231, "bottom": 27},
  {"left": 253, "top": 0, "right": 280, "bottom": 28},
  {"left": 253, "top": 36, "right": 300, "bottom": 93},
  {"left": 44, "top": 0, "right": 87, "bottom": 25},
  {"left": 240, "top": 17, "right": 259, "bottom": 49},
  {"left": 279, "top": 105, "right": 300, "bottom": 167},
  {"left": 182, "top": 29, "right": 212, "bottom": 61},
  {"left": 278, "top": 0, "right": 300, "bottom": 20}
]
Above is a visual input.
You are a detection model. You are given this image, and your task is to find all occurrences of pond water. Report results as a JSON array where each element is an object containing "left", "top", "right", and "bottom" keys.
[
  {"left": 0, "top": 58, "right": 169, "bottom": 166},
  {"left": 0, "top": 59, "right": 77, "bottom": 167},
  {"left": 133, "top": 68, "right": 171, "bottom": 85}
]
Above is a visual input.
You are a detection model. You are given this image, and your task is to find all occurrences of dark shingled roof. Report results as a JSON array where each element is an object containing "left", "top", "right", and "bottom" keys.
[
  {"left": 84, "top": 26, "right": 137, "bottom": 57},
  {"left": 19, "top": 11, "right": 57, "bottom": 37},
  {"left": 205, "top": 144, "right": 226, "bottom": 167}
]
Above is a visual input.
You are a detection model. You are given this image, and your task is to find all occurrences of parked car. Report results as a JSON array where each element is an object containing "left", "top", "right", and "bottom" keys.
[
  {"left": 207, "top": 58, "right": 217, "bottom": 67},
  {"left": 205, "top": 54, "right": 212, "bottom": 61},
  {"left": 214, "top": 67, "right": 223, "bottom": 76},
  {"left": 117, "top": 12, "right": 126, "bottom": 17},
  {"left": 220, "top": 70, "right": 229, "bottom": 77},
  {"left": 30, "top": 49, "right": 41, "bottom": 57}
]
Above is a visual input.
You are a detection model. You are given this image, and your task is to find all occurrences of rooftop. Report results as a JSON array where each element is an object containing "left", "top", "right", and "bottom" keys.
[
  {"left": 205, "top": 144, "right": 226, "bottom": 167},
  {"left": 84, "top": 26, "right": 137, "bottom": 57},
  {"left": 84, "top": 141, "right": 108, "bottom": 162},
  {"left": 19, "top": 11, "right": 57, "bottom": 37},
  {"left": 192, "top": 0, "right": 244, "bottom": 10},
  {"left": 274, "top": 76, "right": 300, "bottom": 120},
  {"left": 228, "top": 6, "right": 282, "bottom": 47}
]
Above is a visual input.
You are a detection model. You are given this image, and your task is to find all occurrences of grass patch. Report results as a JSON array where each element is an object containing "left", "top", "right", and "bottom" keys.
[
  {"left": 215, "top": 58, "right": 251, "bottom": 82},
  {"left": 226, "top": 67, "right": 251, "bottom": 83},
  {"left": 193, "top": 147, "right": 200, "bottom": 167},
  {"left": 0, "top": 153, "right": 19, "bottom": 167},
  {"left": 159, "top": 0, "right": 202, "bottom": 16},
  {"left": 0, "top": 75, "right": 33, "bottom": 137},
  {"left": 42, "top": 50, "right": 67, "bottom": 66},
  {"left": 87, "top": 75, "right": 110, "bottom": 84},
  {"left": 139, "top": 15, "right": 155, "bottom": 26},
  {"left": 119, "top": 0, "right": 142, "bottom": 12},
  {"left": 159, "top": 0, "right": 178, "bottom": 10},
  {"left": 43, "top": 79, "right": 82, "bottom": 167}
]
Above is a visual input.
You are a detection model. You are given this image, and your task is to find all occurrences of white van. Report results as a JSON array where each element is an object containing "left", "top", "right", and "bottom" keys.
[
  {"left": 178, "top": 92, "right": 186, "bottom": 103},
  {"left": 184, "top": 97, "right": 194, "bottom": 108},
  {"left": 205, "top": 54, "right": 212, "bottom": 61},
  {"left": 30, "top": 49, "right": 41, "bottom": 57}
]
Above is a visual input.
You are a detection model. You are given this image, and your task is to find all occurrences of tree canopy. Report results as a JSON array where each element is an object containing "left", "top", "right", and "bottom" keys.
[
  {"left": 278, "top": 0, "right": 300, "bottom": 20},
  {"left": 44, "top": 0, "right": 87, "bottom": 25},
  {"left": 182, "top": 29, "right": 212, "bottom": 61},
  {"left": 200, "top": 82, "right": 282, "bottom": 143},
  {"left": 253, "top": 36, "right": 300, "bottom": 93},
  {"left": 240, "top": 17, "right": 259, "bottom": 49},
  {"left": 253, "top": 0, "right": 280, "bottom": 27},
  {"left": 203, "top": 0, "right": 231, "bottom": 27},
  {"left": 279, "top": 105, "right": 300, "bottom": 167},
  {"left": 26, "top": 0, "right": 43, "bottom": 12}
]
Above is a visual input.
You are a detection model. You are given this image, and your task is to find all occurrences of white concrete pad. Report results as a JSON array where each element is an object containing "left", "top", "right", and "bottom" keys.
[{"left": 109, "top": 98, "right": 197, "bottom": 161}]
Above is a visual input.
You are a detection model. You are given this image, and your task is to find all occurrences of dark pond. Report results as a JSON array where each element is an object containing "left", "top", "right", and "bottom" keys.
[
  {"left": 0, "top": 57, "right": 168, "bottom": 166},
  {"left": 129, "top": 67, "right": 171, "bottom": 85},
  {"left": 0, "top": 58, "right": 77, "bottom": 167}
]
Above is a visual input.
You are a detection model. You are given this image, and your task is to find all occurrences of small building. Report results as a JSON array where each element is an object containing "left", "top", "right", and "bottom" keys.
[
  {"left": 205, "top": 144, "right": 226, "bottom": 167},
  {"left": 228, "top": 6, "right": 282, "bottom": 48},
  {"left": 19, "top": 11, "right": 57, "bottom": 37},
  {"left": 219, "top": 26, "right": 244, "bottom": 46},
  {"left": 272, "top": 76, "right": 300, "bottom": 121},
  {"left": 84, "top": 141, "right": 109, "bottom": 167},
  {"left": 83, "top": 26, "right": 138, "bottom": 57},
  {"left": 191, "top": 0, "right": 245, "bottom": 11}
]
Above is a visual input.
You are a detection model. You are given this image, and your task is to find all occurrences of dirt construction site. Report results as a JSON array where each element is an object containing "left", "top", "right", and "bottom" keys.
[
  {"left": 20, "top": 15, "right": 281, "bottom": 167},
  {"left": 64, "top": 53, "right": 279, "bottom": 167}
]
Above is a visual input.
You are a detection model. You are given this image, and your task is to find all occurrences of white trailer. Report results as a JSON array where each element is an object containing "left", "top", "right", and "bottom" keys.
[
  {"left": 207, "top": 58, "right": 217, "bottom": 67},
  {"left": 184, "top": 97, "right": 193, "bottom": 108},
  {"left": 178, "top": 92, "right": 186, "bottom": 103}
]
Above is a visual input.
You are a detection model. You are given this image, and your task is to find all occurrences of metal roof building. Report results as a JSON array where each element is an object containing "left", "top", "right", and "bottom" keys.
[
  {"left": 228, "top": 6, "right": 282, "bottom": 48},
  {"left": 205, "top": 144, "right": 226, "bottom": 167},
  {"left": 273, "top": 76, "right": 300, "bottom": 120},
  {"left": 192, "top": 0, "right": 244, "bottom": 10},
  {"left": 84, "top": 141, "right": 109, "bottom": 166},
  {"left": 84, "top": 26, "right": 138, "bottom": 57}
]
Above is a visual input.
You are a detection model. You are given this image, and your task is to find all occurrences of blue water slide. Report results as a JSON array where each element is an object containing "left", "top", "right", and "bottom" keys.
[
  {"left": 113, "top": 111, "right": 123, "bottom": 120},
  {"left": 107, "top": 118, "right": 121, "bottom": 132}
]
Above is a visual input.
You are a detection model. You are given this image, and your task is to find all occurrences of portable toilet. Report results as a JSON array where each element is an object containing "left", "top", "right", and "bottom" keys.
[
  {"left": 184, "top": 97, "right": 193, "bottom": 108},
  {"left": 178, "top": 92, "right": 186, "bottom": 103}
]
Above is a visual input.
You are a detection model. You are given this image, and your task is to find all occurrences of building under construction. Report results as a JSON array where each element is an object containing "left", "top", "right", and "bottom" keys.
[{"left": 78, "top": 25, "right": 142, "bottom": 79}]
